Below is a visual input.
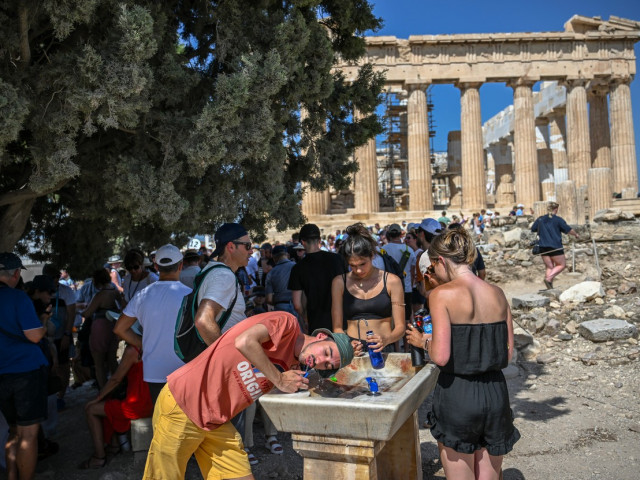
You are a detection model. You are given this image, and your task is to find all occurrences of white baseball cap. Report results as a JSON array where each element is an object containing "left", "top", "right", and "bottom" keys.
[{"left": 155, "top": 244, "right": 183, "bottom": 266}]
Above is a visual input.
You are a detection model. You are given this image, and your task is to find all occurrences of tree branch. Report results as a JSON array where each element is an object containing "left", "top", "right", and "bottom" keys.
[
  {"left": 0, "top": 178, "right": 70, "bottom": 207},
  {"left": 18, "top": 3, "right": 31, "bottom": 67}
]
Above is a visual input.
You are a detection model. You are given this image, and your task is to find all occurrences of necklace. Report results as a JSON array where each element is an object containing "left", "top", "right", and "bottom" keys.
[{"left": 358, "top": 271, "right": 376, "bottom": 288}]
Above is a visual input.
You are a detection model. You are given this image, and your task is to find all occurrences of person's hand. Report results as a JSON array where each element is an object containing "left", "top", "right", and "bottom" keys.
[
  {"left": 276, "top": 370, "right": 309, "bottom": 393},
  {"left": 405, "top": 323, "right": 426, "bottom": 349},
  {"left": 351, "top": 340, "right": 365, "bottom": 357},
  {"left": 366, "top": 332, "right": 384, "bottom": 353}
]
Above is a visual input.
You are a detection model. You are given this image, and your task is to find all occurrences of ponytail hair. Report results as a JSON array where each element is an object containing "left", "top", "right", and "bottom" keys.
[
  {"left": 340, "top": 223, "right": 377, "bottom": 259},
  {"left": 547, "top": 201, "right": 559, "bottom": 217},
  {"left": 428, "top": 228, "right": 477, "bottom": 266}
]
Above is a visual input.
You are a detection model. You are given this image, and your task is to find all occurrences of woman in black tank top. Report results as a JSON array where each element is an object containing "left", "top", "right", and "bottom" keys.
[{"left": 331, "top": 223, "right": 405, "bottom": 352}]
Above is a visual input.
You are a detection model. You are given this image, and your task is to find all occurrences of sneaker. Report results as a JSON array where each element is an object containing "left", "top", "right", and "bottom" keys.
[
  {"left": 118, "top": 434, "right": 131, "bottom": 452},
  {"left": 544, "top": 279, "right": 553, "bottom": 290}
]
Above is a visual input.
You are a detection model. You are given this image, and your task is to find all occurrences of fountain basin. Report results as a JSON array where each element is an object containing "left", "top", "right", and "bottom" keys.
[{"left": 261, "top": 353, "right": 439, "bottom": 441}]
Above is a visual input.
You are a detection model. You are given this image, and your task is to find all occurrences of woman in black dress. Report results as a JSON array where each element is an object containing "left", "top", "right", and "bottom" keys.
[
  {"left": 406, "top": 228, "right": 519, "bottom": 479},
  {"left": 531, "top": 201, "right": 579, "bottom": 289}
]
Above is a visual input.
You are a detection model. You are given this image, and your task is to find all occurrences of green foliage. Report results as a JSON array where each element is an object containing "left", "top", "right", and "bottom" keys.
[{"left": 0, "top": 0, "right": 384, "bottom": 277}]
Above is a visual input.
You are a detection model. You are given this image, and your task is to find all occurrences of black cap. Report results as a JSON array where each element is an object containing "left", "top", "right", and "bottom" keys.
[
  {"left": 299, "top": 224, "right": 321, "bottom": 241},
  {"left": 272, "top": 245, "right": 287, "bottom": 256},
  {"left": 32, "top": 275, "right": 56, "bottom": 293},
  {"left": 0, "top": 252, "right": 26, "bottom": 270},
  {"left": 212, "top": 223, "right": 248, "bottom": 257}
]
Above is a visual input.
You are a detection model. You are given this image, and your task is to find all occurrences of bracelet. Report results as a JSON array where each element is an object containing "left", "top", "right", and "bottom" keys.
[{"left": 424, "top": 336, "right": 432, "bottom": 350}]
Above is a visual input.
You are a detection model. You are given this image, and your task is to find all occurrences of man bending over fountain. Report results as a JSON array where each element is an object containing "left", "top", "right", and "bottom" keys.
[{"left": 142, "top": 311, "right": 354, "bottom": 480}]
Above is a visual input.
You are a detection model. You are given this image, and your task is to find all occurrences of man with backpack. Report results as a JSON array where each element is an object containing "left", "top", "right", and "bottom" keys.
[
  {"left": 381, "top": 224, "right": 416, "bottom": 326},
  {"left": 114, "top": 244, "right": 191, "bottom": 404}
]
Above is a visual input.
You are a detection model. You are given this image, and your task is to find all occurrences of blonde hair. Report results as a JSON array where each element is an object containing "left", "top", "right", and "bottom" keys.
[
  {"left": 547, "top": 202, "right": 559, "bottom": 213},
  {"left": 428, "top": 228, "right": 477, "bottom": 266}
]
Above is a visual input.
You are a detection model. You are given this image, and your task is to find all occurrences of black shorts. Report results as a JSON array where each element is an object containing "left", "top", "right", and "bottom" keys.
[
  {"left": 54, "top": 337, "right": 71, "bottom": 364},
  {"left": 540, "top": 246, "right": 564, "bottom": 256},
  {"left": 0, "top": 367, "right": 48, "bottom": 426}
]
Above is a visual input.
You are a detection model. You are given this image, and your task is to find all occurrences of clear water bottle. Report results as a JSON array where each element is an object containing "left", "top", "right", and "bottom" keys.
[{"left": 366, "top": 330, "right": 385, "bottom": 369}]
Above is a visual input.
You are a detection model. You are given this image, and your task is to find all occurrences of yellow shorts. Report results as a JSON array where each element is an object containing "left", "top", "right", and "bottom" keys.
[{"left": 142, "top": 385, "right": 252, "bottom": 480}]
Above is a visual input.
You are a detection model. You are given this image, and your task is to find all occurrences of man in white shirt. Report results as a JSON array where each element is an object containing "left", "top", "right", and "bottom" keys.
[
  {"left": 381, "top": 224, "right": 416, "bottom": 325},
  {"left": 179, "top": 250, "right": 201, "bottom": 288},
  {"left": 114, "top": 244, "right": 192, "bottom": 403},
  {"left": 194, "top": 223, "right": 251, "bottom": 344}
]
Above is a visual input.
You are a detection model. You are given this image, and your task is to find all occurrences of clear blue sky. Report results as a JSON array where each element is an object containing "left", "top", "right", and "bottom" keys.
[{"left": 366, "top": 0, "right": 640, "bottom": 180}]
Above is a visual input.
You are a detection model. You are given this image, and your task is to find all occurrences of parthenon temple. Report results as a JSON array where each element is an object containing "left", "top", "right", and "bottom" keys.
[{"left": 302, "top": 15, "right": 640, "bottom": 225}]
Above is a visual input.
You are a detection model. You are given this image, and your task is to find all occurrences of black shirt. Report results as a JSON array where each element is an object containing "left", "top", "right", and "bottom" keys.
[{"left": 287, "top": 251, "right": 346, "bottom": 332}]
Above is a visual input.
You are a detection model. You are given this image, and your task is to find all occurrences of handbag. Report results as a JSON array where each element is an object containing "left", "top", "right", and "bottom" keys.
[{"left": 531, "top": 243, "right": 541, "bottom": 255}]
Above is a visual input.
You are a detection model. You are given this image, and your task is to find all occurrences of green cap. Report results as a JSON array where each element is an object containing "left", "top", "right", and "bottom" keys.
[{"left": 311, "top": 328, "right": 354, "bottom": 377}]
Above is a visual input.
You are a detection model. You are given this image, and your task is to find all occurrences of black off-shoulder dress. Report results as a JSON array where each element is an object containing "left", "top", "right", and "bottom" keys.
[{"left": 427, "top": 321, "right": 521, "bottom": 455}]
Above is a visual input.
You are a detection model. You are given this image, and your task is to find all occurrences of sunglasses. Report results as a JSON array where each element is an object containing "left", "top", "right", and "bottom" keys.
[
  {"left": 127, "top": 265, "right": 142, "bottom": 271},
  {"left": 232, "top": 241, "right": 252, "bottom": 250}
]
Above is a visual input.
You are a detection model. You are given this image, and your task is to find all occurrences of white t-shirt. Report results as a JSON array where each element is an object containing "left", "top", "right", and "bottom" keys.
[
  {"left": 122, "top": 272, "right": 159, "bottom": 303},
  {"left": 245, "top": 256, "right": 258, "bottom": 288},
  {"left": 179, "top": 265, "right": 201, "bottom": 288},
  {"left": 381, "top": 242, "right": 416, "bottom": 293},
  {"left": 123, "top": 280, "right": 191, "bottom": 383},
  {"left": 197, "top": 261, "right": 246, "bottom": 333}
]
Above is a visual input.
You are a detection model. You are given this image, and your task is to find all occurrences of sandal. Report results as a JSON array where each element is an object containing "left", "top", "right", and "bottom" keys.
[
  {"left": 244, "top": 448, "right": 258, "bottom": 466},
  {"left": 265, "top": 435, "right": 283, "bottom": 455},
  {"left": 78, "top": 455, "right": 106, "bottom": 470}
]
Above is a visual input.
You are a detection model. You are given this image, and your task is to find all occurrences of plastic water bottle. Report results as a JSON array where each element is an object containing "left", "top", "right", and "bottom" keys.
[
  {"left": 366, "top": 330, "right": 385, "bottom": 369},
  {"left": 423, "top": 315, "right": 432, "bottom": 335}
]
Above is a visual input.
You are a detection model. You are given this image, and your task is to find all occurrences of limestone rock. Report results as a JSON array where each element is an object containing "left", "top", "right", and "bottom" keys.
[
  {"left": 502, "top": 364, "right": 519, "bottom": 379},
  {"left": 604, "top": 305, "right": 626, "bottom": 318},
  {"left": 513, "top": 250, "right": 530, "bottom": 261},
  {"left": 513, "top": 327, "right": 534, "bottom": 349},
  {"left": 565, "top": 320, "right": 578, "bottom": 334},
  {"left": 521, "top": 339, "right": 541, "bottom": 361},
  {"left": 592, "top": 208, "right": 623, "bottom": 222},
  {"left": 502, "top": 228, "right": 522, "bottom": 247},
  {"left": 536, "top": 353, "right": 557, "bottom": 364},
  {"left": 578, "top": 319, "right": 638, "bottom": 342},
  {"left": 559, "top": 281, "right": 604, "bottom": 303},
  {"left": 544, "top": 319, "right": 561, "bottom": 335},
  {"left": 512, "top": 293, "right": 550, "bottom": 309},
  {"left": 581, "top": 352, "right": 598, "bottom": 365},
  {"left": 557, "top": 333, "right": 573, "bottom": 341},
  {"left": 618, "top": 282, "right": 637, "bottom": 295}
]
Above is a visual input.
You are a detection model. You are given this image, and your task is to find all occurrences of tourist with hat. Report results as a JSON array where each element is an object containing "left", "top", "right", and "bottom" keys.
[
  {"left": 114, "top": 244, "right": 192, "bottom": 404},
  {"left": 382, "top": 223, "right": 417, "bottom": 328},
  {"left": 107, "top": 255, "right": 124, "bottom": 293},
  {"left": 414, "top": 218, "right": 444, "bottom": 298},
  {"left": 0, "top": 253, "right": 48, "bottom": 480},
  {"left": 142, "top": 311, "right": 354, "bottom": 480}
]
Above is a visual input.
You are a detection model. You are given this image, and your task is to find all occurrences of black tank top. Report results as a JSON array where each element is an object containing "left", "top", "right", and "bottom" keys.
[{"left": 342, "top": 272, "right": 392, "bottom": 321}]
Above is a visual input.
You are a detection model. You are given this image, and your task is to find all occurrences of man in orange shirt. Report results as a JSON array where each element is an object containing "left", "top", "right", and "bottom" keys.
[{"left": 143, "top": 311, "right": 354, "bottom": 480}]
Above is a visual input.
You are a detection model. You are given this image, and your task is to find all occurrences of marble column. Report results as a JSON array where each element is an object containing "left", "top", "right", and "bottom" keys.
[
  {"left": 353, "top": 110, "right": 379, "bottom": 214},
  {"left": 556, "top": 180, "right": 579, "bottom": 225},
  {"left": 458, "top": 83, "right": 486, "bottom": 210},
  {"left": 609, "top": 77, "right": 639, "bottom": 195},
  {"left": 536, "top": 119, "right": 554, "bottom": 183},
  {"left": 407, "top": 85, "right": 433, "bottom": 211},
  {"left": 565, "top": 79, "right": 591, "bottom": 189},
  {"left": 589, "top": 86, "right": 611, "bottom": 169},
  {"left": 511, "top": 80, "right": 540, "bottom": 207},
  {"left": 302, "top": 185, "right": 330, "bottom": 216},
  {"left": 548, "top": 109, "right": 569, "bottom": 183}
]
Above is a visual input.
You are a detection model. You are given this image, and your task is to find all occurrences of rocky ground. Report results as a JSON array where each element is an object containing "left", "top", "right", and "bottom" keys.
[{"left": 20, "top": 216, "right": 640, "bottom": 480}]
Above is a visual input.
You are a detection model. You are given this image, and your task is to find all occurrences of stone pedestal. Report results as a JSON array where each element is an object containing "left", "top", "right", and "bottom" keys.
[
  {"left": 407, "top": 86, "right": 433, "bottom": 211},
  {"left": 459, "top": 83, "right": 486, "bottom": 210},
  {"left": 609, "top": 78, "right": 639, "bottom": 195},
  {"left": 292, "top": 412, "right": 421, "bottom": 480},
  {"left": 566, "top": 80, "right": 591, "bottom": 188},
  {"left": 589, "top": 87, "right": 611, "bottom": 169},
  {"left": 512, "top": 81, "right": 540, "bottom": 207},
  {"left": 588, "top": 168, "right": 613, "bottom": 221},
  {"left": 576, "top": 185, "right": 587, "bottom": 226},
  {"left": 556, "top": 180, "right": 579, "bottom": 224}
]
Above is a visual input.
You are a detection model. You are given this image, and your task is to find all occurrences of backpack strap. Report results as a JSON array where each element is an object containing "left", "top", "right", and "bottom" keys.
[{"left": 191, "top": 264, "right": 239, "bottom": 334}]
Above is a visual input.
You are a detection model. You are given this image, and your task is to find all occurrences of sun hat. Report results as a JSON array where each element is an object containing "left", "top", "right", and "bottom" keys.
[
  {"left": 311, "top": 328, "right": 355, "bottom": 377},
  {"left": 155, "top": 244, "right": 183, "bottom": 266},
  {"left": 0, "top": 252, "right": 26, "bottom": 270},
  {"left": 212, "top": 223, "right": 249, "bottom": 257},
  {"left": 107, "top": 255, "right": 122, "bottom": 264}
]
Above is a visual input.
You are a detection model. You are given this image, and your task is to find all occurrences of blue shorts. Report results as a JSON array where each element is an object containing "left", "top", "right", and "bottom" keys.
[{"left": 0, "top": 367, "right": 48, "bottom": 426}]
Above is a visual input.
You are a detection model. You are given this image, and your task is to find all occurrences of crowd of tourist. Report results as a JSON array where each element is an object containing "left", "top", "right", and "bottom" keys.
[{"left": 0, "top": 200, "right": 583, "bottom": 479}]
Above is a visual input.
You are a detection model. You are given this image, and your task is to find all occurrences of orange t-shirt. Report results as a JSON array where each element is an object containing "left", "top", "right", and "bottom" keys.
[{"left": 167, "top": 312, "right": 299, "bottom": 430}]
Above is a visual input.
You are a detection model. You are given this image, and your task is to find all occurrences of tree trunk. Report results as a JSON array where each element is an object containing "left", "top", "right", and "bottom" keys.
[{"left": 0, "top": 199, "right": 35, "bottom": 251}]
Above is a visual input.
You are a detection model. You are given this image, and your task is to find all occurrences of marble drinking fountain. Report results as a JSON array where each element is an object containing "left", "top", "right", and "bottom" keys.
[{"left": 260, "top": 353, "right": 439, "bottom": 479}]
